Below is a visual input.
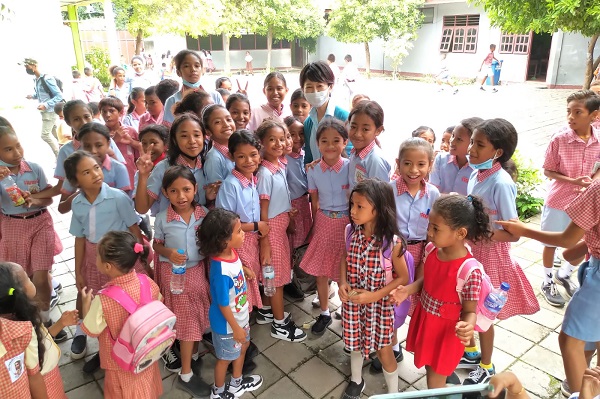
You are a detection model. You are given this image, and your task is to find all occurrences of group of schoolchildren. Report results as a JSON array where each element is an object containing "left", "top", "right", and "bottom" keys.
[{"left": 1, "top": 47, "right": 599, "bottom": 399}]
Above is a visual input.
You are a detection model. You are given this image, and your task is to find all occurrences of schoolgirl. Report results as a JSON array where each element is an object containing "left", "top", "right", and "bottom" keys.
[
  {"left": 247, "top": 72, "right": 291, "bottom": 131},
  {"left": 202, "top": 104, "right": 236, "bottom": 184}
]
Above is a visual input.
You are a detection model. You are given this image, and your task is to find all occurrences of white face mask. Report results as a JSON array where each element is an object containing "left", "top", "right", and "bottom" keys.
[{"left": 304, "top": 89, "right": 329, "bottom": 107}]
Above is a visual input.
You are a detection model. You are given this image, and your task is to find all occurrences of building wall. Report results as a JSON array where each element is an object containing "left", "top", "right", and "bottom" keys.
[
  {"left": 547, "top": 32, "right": 600, "bottom": 87},
  {"left": 207, "top": 49, "right": 293, "bottom": 71}
]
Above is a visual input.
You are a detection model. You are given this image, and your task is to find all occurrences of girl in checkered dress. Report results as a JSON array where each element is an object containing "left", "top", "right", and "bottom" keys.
[
  {"left": 394, "top": 195, "right": 492, "bottom": 388},
  {"left": 339, "top": 179, "right": 410, "bottom": 398}
]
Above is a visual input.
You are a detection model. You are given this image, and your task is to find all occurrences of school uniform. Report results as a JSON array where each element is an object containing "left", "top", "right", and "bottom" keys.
[
  {"left": 348, "top": 141, "right": 391, "bottom": 189},
  {"left": 70, "top": 183, "right": 142, "bottom": 291},
  {"left": 54, "top": 137, "right": 125, "bottom": 181},
  {"left": 303, "top": 102, "right": 350, "bottom": 164},
  {"left": 467, "top": 162, "right": 539, "bottom": 318},
  {"left": 286, "top": 150, "right": 312, "bottom": 249},
  {"left": 204, "top": 142, "right": 235, "bottom": 184},
  {"left": 154, "top": 205, "right": 210, "bottom": 341},
  {"left": 247, "top": 103, "right": 291, "bottom": 131},
  {"left": 138, "top": 110, "right": 164, "bottom": 131},
  {"left": 62, "top": 155, "right": 131, "bottom": 195},
  {"left": 163, "top": 88, "right": 224, "bottom": 126},
  {"left": 0, "top": 319, "right": 41, "bottom": 399},
  {"left": 429, "top": 152, "right": 473, "bottom": 195},
  {"left": 216, "top": 170, "right": 262, "bottom": 309},
  {"left": 300, "top": 158, "right": 349, "bottom": 281},
  {"left": 257, "top": 159, "right": 292, "bottom": 286},
  {"left": 0, "top": 161, "right": 55, "bottom": 277},
  {"left": 81, "top": 271, "right": 163, "bottom": 399},
  {"left": 39, "top": 326, "right": 67, "bottom": 399},
  {"left": 122, "top": 111, "right": 142, "bottom": 132},
  {"left": 110, "top": 124, "right": 140, "bottom": 188}
]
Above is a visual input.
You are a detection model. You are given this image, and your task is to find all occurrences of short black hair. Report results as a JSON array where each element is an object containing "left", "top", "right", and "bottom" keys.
[
  {"left": 155, "top": 79, "right": 180, "bottom": 105},
  {"left": 215, "top": 77, "right": 231, "bottom": 90},
  {"left": 316, "top": 118, "right": 348, "bottom": 141},
  {"left": 64, "top": 150, "right": 96, "bottom": 186},
  {"left": 299, "top": 61, "right": 335, "bottom": 88},
  {"left": 162, "top": 165, "right": 196, "bottom": 191},
  {"left": 63, "top": 100, "right": 91, "bottom": 124},
  {"left": 228, "top": 130, "right": 261, "bottom": 155},
  {"left": 475, "top": 118, "right": 518, "bottom": 167},
  {"left": 566, "top": 90, "right": 600, "bottom": 113},
  {"left": 54, "top": 102, "right": 65, "bottom": 114},
  {"left": 139, "top": 124, "right": 168, "bottom": 144},
  {"left": 78, "top": 122, "right": 110, "bottom": 142}
]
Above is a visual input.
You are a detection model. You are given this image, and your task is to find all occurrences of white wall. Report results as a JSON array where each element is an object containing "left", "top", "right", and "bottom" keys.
[
  {"left": 547, "top": 32, "right": 600, "bottom": 87},
  {"left": 209, "top": 49, "right": 293, "bottom": 71}
]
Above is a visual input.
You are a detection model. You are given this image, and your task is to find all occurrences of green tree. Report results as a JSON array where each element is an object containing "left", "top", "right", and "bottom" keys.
[
  {"left": 327, "top": 0, "right": 423, "bottom": 78},
  {"left": 216, "top": 0, "right": 252, "bottom": 75},
  {"left": 85, "top": 46, "right": 112, "bottom": 88},
  {"left": 384, "top": 32, "right": 415, "bottom": 79},
  {"left": 472, "top": 0, "right": 600, "bottom": 88}
]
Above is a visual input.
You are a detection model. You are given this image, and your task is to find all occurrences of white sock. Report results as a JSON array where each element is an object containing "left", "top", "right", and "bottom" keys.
[
  {"left": 559, "top": 263, "right": 575, "bottom": 278},
  {"left": 179, "top": 371, "right": 193, "bottom": 382},
  {"left": 544, "top": 267, "right": 554, "bottom": 285},
  {"left": 321, "top": 309, "right": 330, "bottom": 317},
  {"left": 192, "top": 352, "right": 199, "bottom": 361},
  {"left": 274, "top": 318, "right": 285, "bottom": 324},
  {"left": 75, "top": 323, "right": 84, "bottom": 337},
  {"left": 40, "top": 310, "right": 50, "bottom": 323},
  {"left": 52, "top": 277, "right": 60, "bottom": 290},
  {"left": 392, "top": 342, "right": 400, "bottom": 352},
  {"left": 261, "top": 305, "right": 271, "bottom": 310},
  {"left": 350, "top": 351, "right": 363, "bottom": 384},
  {"left": 383, "top": 366, "right": 399, "bottom": 393}
]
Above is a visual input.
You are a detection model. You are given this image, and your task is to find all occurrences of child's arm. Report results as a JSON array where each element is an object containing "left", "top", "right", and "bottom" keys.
[
  {"left": 29, "top": 372, "right": 49, "bottom": 399},
  {"left": 58, "top": 192, "right": 77, "bottom": 214},
  {"left": 153, "top": 241, "right": 187, "bottom": 264},
  {"left": 338, "top": 251, "right": 351, "bottom": 302},
  {"left": 31, "top": 180, "right": 64, "bottom": 199},
  {"left": 309, "top": 191, "right": 319, "bottom": 222},
  {"left": 544, "top": 169, "right": 592, "bottom": 187},
  {"left": 21, "top": 190, "right": 52, "bottom": 208},
  {"left": 219, "top": 305, "right": 247, "bottom": 344},
  {"left": 259, "top": 199, "right": 271, "bottom": 265},
  {"left": 497, "top": 219, "right": 585, "bottom": 249},
  {"left": 134, "top": 147, "right": 156, "bottom": 214},
  {"left": 74, "top": 237, "right": 86, "bottom": 291},
  {"left": 47, "top": 310, "right": 79, "bottom": 337},
  {"left": 456, "top": 299, "right": 477, "bottom": 346}
]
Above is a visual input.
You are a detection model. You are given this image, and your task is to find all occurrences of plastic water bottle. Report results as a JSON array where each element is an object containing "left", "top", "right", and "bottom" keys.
[
  {"left": 1, "top": 176, "right": 25, "bottom": 206},
  {"left": 263, "top": 265, "right": 276, "bottom": 297},
  {"left": 482, "top": 282, "right": 510, "bottom": 320},
  {"left": 170, "top": 249, "right": 186, "bottom": 294}
]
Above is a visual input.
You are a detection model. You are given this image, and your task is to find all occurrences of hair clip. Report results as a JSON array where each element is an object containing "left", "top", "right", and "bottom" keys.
[
  {"left": 133, "top": 243, "right": 144, "bottom": 254},
  {"left": 467, "top": 195, "right": 474, "bottom": 202},
  {"left": 7, "top": 288, "right": 14, "bottom": 296}
]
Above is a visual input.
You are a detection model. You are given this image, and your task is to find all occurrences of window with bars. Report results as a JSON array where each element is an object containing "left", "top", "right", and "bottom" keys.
[
  {"left": 499, "top": 33, "right": 531, "bottom": 54},
  {"left": 439, "top": 14, "right": 480, "bottom": 53}
]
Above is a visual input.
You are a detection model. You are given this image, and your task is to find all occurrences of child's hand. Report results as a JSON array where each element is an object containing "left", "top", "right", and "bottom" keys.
[
  {"left": 58, "top": 310, "right": 79, "bottom": 328},
  {"left": 348, "top": 288, "right": 374, "bottom": 304},
  {"left": 389, "top": 285, "right": 410, "bottom": 304},
  {"left": 287, "top": 216, "right": 296, "bottom": 235},
  {"left": 455, "top": 321, "right": 474, "bottom": 346},
  {"left": 169, "top": 249, "right": 187, "bottom": 264},
  {"left": 304, "top": 159, "right": 321, "bottom": 171},
  {"left": 259, "top": 239, "right": 272, "bottom": 266},
  {"left": 205, "top": 182, "right": 221, "bottom": 201},
  {"left": 20, "top": 190, "right": 32, "bottom": 207},
  {"left": 495, "top": 218, "right": 526, "bottom": 238},
  {"left": 0, "top": 166, "right": 11, "bottom": 180},
  {"left": 136, "top": 145, "right": 154, "bottom": 176},
  {"left": 115, "top": 127, "right": 132, "bottom": 144},
  {"left": 81, "top": 287, "right": 94, "bottom": 307},
  {"left": 257, "top": 221, "right": 269, "bottom": 237},
  {"left": 574, "top": 175, "right": 593, "bottom": 188},
  {"left": 242, "top": 265, "right": 255, "bottom": 280},
  {"left": 488, "top": 372, "right": 524, "bottom": 398},
  {"left": 581, "top": 366, "right": 600, "bottom": 399},
  {"left": 233, "top": 325, "right": 247, "bottom": 345},
  {"left": 289, "top": 208, "right": 299, "bottom": 218},
  {"left": 75, "top": 274, "right": 87, "bottom": 292},
  {"left": 338, "top": 282, "right": 351, "bottom": 302}
]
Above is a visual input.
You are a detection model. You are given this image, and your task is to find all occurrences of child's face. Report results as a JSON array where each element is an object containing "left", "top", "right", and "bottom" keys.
[
  {"left": 162, "top": 177, "right": 196, "bottom": 213},
  {"left": 351, "top": 95, "right": 368, "bottom": 110},
  {"left": 132, "top": 93, "right": 146, "bottom": 114},
  {"left": 115, "top": 70, "right": 126, "bottom": 84},
  {"left": 283, "top": 131, "right": 293, "bottom": 155},
  {"left": 261, "top": 127, "right": 286, "bottom": 160},
  {"left": 468, "top": 129, "right": 502, "bottom": 165},
  {"left": 177, "top": 54, "right": 203, "bottom": 83},
  {"left": 302, "top": 79, "right": 329, "bottom": 96},
  {"left": 81, "top": 131, "right": 109, "bottom": 166},
  {"left": 219, "top": 80, "right": 232, "bottom": 91},
  {"left": 228, "top": 100, "right": 251, "bottom": 130},
  {"left": 288, "top": 121, "right": 305, "bottom": 153},
  {"left": 228, "top": 218, "right": 245, "bottom": 249},
  {"left": 264, "top": 77, "right": 289, "bottom": 109},
  {"left": 66, "top": 105, "right": 93, "bottom": 134},
  {"left": 290, "top": 99, "right": 310, "bottom": 123},
  {"left": 396, "top": 148, "right": 432, "bottom": 187},
  {"left": 349, "top": 192, "right": 376, "bottom": 226},
  {"left": 449, "top": 125, "right": 470, "bottom": 158},
  {"left": 75, "top": 156, "right": 104, "bottom": 190},
  {"left": 145, "top": 94, "right": 163, "bottom": 118},
  {"left": 206, "top": 108, "right": 235, "bottom": 146},
  {"left": 418, "top": 131, "right": 435, "bottom": 147},
  {"left": 440, "top": 132, "right": 452, "bottom": 152},
  {"left": 0, "top": 134, "right": 23, "bottom": 166},
  {"left": 101, "top": 106, "right": 121, "bottom": 128},
  {"left": 348, "top": 112, "right": 382, "bottom": 151},
  {"left": 318, "top": 128, "right": 346, "bottom": 164},
  {"left": 140, "top": 132, "right": 166, "bottom": 162},
  {"left": 232, "top": 143, "right": 260, "bottom": 177},
  {"left": 132, "top": 59, "right": 144, "bottom": 74},
  {"left": 174, "top": 120, "right": 204, "bottom": 158},
  {"left": 427, "top": 210, "right": 463, "bottom": 249},
  {"left": 567, "top": 100, "right": 599, "bottom": 134}
]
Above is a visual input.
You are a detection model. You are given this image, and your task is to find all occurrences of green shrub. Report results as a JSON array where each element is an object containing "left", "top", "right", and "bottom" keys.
[
  {"left": 513, "top": 151, "right": 544, "bottom": 220},
  {"left": 85, "top": 47, "right": 112, "bottom": 89}
]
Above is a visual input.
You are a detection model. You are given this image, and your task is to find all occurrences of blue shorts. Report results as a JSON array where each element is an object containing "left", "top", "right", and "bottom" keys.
[
  {"left": 562, "top": 256, "right": 600, "bottom": 342},
  {"left": 540, "top": 206, "right": 572, "bottom": 246},
  {"left": 213, "top": 327, "right": 250, "bottom": 361}
]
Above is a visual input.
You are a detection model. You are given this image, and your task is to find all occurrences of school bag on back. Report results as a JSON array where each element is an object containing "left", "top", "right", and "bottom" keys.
[{"left": 100, "top": 273, "right": 177, "bottom": 373}]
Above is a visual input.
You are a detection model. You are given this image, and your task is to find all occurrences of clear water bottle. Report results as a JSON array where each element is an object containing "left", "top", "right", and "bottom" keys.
[
  {"left": 170, "top": 249, "right": 186, "bottom": 294},
  {"left": 1, "top": 176, "right": 25, "bottom": 206},
  {"left": 481, "top": 282, "right": 510, "bottom": 320},
  {"left": 262, "top": 265, "right": 276, "bottom": 297}
]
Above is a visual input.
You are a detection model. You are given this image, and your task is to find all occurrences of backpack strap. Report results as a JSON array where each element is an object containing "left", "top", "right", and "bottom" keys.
[
  {"left": 455, "top": 257, "right": 481, "bottom": 302},
  {"left": 344, "top": 224, "right": 353, "bottom": 252},
  {"left": 100, "top": 286, "right": 138, "bottom": 315},
  {"left": 424, "top": 242, "right": 436, "bottom": 260},
  {"left": 40, "top": 74, "right": 55, "bottom": 97},
  {"left": 379, "top": 235, "right": 396, "bottom": 272},
  {"left": 137, "top": 273, "right": 152, "bottom": 305}
]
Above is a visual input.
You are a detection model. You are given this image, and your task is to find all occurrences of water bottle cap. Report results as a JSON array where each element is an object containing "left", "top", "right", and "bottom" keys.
[
  {"left": 177, "top": 249, "right": 185, "bottom": 255},
  {"left": 500, "top": 282, "right": 510, "bottom": 291}
]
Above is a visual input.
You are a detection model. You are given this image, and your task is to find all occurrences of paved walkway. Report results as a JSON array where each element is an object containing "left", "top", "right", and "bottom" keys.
[{"left": 0, "top": 77, "right": 580, "bottom": 398}]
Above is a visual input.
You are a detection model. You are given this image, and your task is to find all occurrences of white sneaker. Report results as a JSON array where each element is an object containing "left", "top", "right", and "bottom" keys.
[
  {"left": 227, "top": 375, "right": 263, "bottom": 397},
  {"left": 270, "top": 320, "right": 307, "bottom": 342},
  {"left": 311, "top": 282, "right": 338, "bottom": 308}
]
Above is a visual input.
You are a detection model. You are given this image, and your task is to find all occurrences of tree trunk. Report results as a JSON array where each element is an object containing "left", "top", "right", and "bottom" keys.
[
  {"left": 135, "top": 29, "right": 143, "bottom": 55},
  {"left": 223, "top": 34, "right": 231, "bottom": 75},
  {"left": 266, "top": 27, "right": 273, "bottom": 72},
  {"left": 364, "top": 42, "right": 371, "bottom": 79},
  {"left": 584, "top": 33, "right": 599, "bottom": 89}
]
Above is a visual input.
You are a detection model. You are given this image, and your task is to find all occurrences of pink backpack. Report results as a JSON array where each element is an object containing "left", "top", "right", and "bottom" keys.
[{"left": 100, "top": 274, "right": 177, "bottom": 373}]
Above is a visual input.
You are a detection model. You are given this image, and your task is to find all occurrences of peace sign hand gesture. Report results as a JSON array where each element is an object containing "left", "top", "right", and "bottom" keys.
[{"left": 136, "top": 143, "right": 155, "bottom": 177}]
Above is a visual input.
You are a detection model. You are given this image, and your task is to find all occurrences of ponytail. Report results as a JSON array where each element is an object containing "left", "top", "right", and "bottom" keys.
[
  {"left": 465, "top": 195, "right": 493, "bottom": 243},
  {"left": 432, "top": 194, "right": 493, "bottom": 244}
]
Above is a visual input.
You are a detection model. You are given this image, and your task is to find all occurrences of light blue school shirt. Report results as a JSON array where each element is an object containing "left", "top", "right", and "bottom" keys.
[
  {"left": 430, "top": 152, "right": 473, "bottom": 195},
  {"left": 467, "top": 162, "right": 518, "bottom": 226},
  {"left": 54, "top": 138, "right": 125, "bottom": 180},
  {"left": 204, "top": 142, "right": 235, "bottom": 184},
  {"left": 257, "top": 160, "right": 291, "bottom": 219},
  {"left": 215, "top": 170, "right": 260, "bottom": 223},
  {"left": 146, "top": 156, "right": 207, "bottom": 214},
  {"left": 308, "top": 158, "right": 350, "bottom": 212},
  {"left": 391, "top": 178, "right": 440, "bottom": 241},
  {"left": 0, "top": 161, "right": 50, "bottom": 215},
  {"left": 62, "top": 155, "right": 131, "bottom": 195},
  {"left": 69, "top": 182, "right": 139, "bottom": 243},
  {"left": 285, "top": 151, "right": 308, "bottom": 200},
  {"left": 163, "top": 88, "right": 225, "bottom": 124},
  {"left": 349, "top": 141, "right": 391, "bottom": 189},
  {"left": 154, "top": 204, "right": 208, "bottom": 268}
]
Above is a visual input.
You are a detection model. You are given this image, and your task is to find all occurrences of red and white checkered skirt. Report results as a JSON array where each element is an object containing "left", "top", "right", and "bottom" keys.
[
  {"left": 299, "top": 211, "right": 348, "bottom": 281},
  {"left": 103, "top": 364, "right": 162, "bottom": 399},
  {"left": 0, "top": 211, "right": 55, "bottom": 276},
  {"left": 471, "top": 241, "right": 539, "bottom": 319},
  {"left": 43, "top": 366, "right": 67, "bottom": 399},
  {"left": 267, "top": 212, "right": 291, "bottom": 287},
  {"left": 237, "top": 232, "right": 263, "bottom": 310},
  {"left": 54, "top": 231, "right": 63, "bottom": 256},
  {"left": 158, "top": 261, "right": 210, "bottom": 341},
  {"left": 289, "top": 195, "right": 312, "bottom": 249}
]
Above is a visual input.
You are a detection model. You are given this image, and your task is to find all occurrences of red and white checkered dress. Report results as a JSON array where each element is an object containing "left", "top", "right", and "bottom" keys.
[
  {"left": 0, "top": 319, "right": 40, "bottom": 398},
  {"left": 342, "top": 227, "right": 394, "bottom": 357},
  {"left": 289, "top": 194, "right": 312, "bottom": 249},
  {"left": 406, "top": 247, "right": 482, "bottom": 376},
  {"left": 43, "top": 366, "right": 67, "bottom": 399},
  {"left": 237, "top": 231, "right": 263, "bottom": 310},
  {"left": 300, "top": 211, "right": 348, "bottom": 281},
  {"left": 266, "top": 212, "right": 292, "bottom": 287},
  {"left": 0, "top": 211, "right": 55, "bottom": 276}
]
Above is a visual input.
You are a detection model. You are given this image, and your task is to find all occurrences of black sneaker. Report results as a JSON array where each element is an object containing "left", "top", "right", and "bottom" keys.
[
  {"left": 342, "top": 379, "right": 365, "bottom": 399},
  {"left": 70, "top": 334, "right": 87, "bottom": 359},
  {"left": 480, "top": 86, "right": 486, "bottom": 91},
  {"left": 49, "top": 293, "right": 60, "bottom": 310},
  {"left": 177, "top": 374, "right": 211, "bottom": 397},
  {"left": 561, "top": 379, "right": 571, "bottom": 397},
  {"left": 162, "top": 344, "right": 182, "bottom": 373},
  {"left": 343, "top": 347, "right": 351, "bottom": 356},
  {"left": 210, "top": 387, "right": 235, "bottom": 399},
  {"left": 311, "top": 314, "right": 332, "bottom": 336},
  {"left": 227, "top": 374, "right": 263, "bottom": 396},
  {"left": 283, "top": 283, "right": 305, "bottom": 301},
  {"left": 555, "top": 273, "right": 579, "bottom": 298},
  {"left": 191, "top": 356, "right": 203, "bottom": 376},
  {"left": 246, "top": 340, "right": 259, "bottom": 360},
  {"left": 463, "top": 365, "right": 495, "bottom": 385},
  {"left": 270, "top": 319, "right": 306, "bottom": 342},
  {"left": 256, "top": 309, "right": 290, "bottom": 325},
  {"left": 369, "top": 348, "right": 403, "bottom": 373},
  {"left": 53, "top": 282, "right": 63, "bottom": 294},
  {"left": 457, "top": 351, "right": 481, "bottom": 369},
  {"left": 542, "top": 281, "right": 566, "bottom": 307},
  {"left": 333, "top": 307, "right": 342, "bottom": 320},
  {"left": 43, "top": 321, "right": 67, "bottom": 344},
  {"left": 139, "top": 214, "right": 153, "bottom": 240},
  {"left": 492, "top": 88, "right": 498, "bottom": 93},
  {"left": 447, "top": 372, "right": 461, "bottom": 385},
  {"left": 83, "top": 353, "right": 100, "bottom": 374}
]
